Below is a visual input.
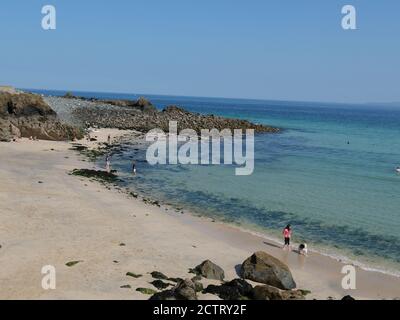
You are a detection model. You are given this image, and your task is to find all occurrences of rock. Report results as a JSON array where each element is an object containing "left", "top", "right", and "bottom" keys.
[
  {"left": 133, "top": 97, "right": 157, "bottom": 113},
  {"left": 120, "top": 285, "right": 131, "bottom": 289},
  {"left": 241, "top": 251, "right": 296, "bottom": 290},
  {"left": 193, "top": 281, "right": 204, "bottom": 293},
  {"left": 253, "top": 285, "right": 305, "bottom": 300},
  {"left": 0, "top": 92, "right": 83, "bottom": 141},
  {"left": 151, "top": 271, "right": 169, "bottom": 280},
  {"left": 203, "top": 279, "right": 253, "bottom": 300},
  {"left": 167, "top": 277, "right": 184, "bottom": 283},
  {"left": 50, "top": 95, "right": 279, "bottom": 135},
  {"left": 149, "top": 290, "right": 177, "bottom": 301},
  {"left": 191, "top": 275, "right": 202, "bottom": 282},
  {"left": 174, "top": 279, "right": 197, "bottom": 300},
  {"left": 149, "top": 279, "right": 197, "bottom": 300},
  {"left": 150, "top": 280, "right": 172, "bottom": 290},
  {"left": 341, "top": 295, "right": 356, "bottom": 301},
  {"left": 191, "top": 260, "right": 225, "bottom": 281}
]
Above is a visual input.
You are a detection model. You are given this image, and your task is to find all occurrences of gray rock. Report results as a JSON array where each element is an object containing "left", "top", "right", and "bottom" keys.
[
  {"left": 241, "top": 251, "right": 296, "bottom": 290},
  {"left": 253, "top": 285, "right": 305, "bottom": 300},
  {"left": 151, "top": 271, "right": 169, "bottom": 280},
  {"left": 204, "top": 279, "right": 253, "bottom": 300},
  {"left": 150, "top": 280, "right": 172, "bottom": 290},
  {"left": 149, "top": 279, "right": 197, "bottom": 301},
  {"left": 193, "top": 281, "right": 204, "bottom": 293},
  {"left": 191, "top": 260, "right": 225, "bottom": 281}
]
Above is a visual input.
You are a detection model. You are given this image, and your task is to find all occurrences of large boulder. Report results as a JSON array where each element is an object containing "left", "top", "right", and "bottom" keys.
[
  {"left": 204, "top": 279, "right": 253, "bottom": 300},
  {"left": 253, "top": 285, "right": 305, "bottom": 300},
  {"left": 191, "top": 260, "right": 225, "bottom": 281},
  {"left": 241, "top": 251, "right": 296, "bottom": 290},
  {"left": 149, "top": 279, "right": 197, "bottom": 300}
]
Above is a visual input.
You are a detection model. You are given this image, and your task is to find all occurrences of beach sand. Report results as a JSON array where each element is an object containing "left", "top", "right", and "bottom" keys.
[{"left": 0, "top": 129, "right": 399, "bottom": 300}]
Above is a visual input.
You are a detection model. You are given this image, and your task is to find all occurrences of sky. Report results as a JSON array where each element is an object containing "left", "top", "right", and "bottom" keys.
[{"left": 0, "top": 0, "right": 399, "bottom": 103}]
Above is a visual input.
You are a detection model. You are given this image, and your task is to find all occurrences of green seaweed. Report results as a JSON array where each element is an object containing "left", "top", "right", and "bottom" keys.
[
  {"left": 126, "top": 272, "right": 142, "bottom": 278},
  {"left": 299, "top": 289, "right": 312, "bottom": 296},
  {"left": 151, "top": 271, "right": 168, "bottom": 280},
  {"left": 66, "top": 260, "right": 82, "bottom": 267},
  {"left": 150, "top": 280, "right": 172, "bottom": 290},
  {"left": 120, "top": 285, "right": 132, "bottom": 289},
  {"left": 71, "top": 169, "right": 118, "bottom": 183},
  {"left": 136, "top": 288, "right": 157, "bottom": 295}
]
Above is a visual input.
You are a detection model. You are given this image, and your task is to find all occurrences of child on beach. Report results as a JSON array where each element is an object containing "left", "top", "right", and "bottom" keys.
[{"left": 283, "top": 224, "right": 292, "bottom": 251}]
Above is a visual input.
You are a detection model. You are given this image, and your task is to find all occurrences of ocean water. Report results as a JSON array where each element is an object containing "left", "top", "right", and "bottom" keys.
[{"left": 31, "top": 89, "right": 400, "bottom": 276}]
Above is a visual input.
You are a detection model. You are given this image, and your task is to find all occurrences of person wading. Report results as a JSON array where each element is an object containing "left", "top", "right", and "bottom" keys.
[{"left": 282, "top": 224, "right": 292, "bottom": 251}]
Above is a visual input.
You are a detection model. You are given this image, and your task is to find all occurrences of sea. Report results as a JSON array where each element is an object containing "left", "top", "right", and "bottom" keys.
[{"left": 29, "top": 89, "right": 400, "bottom": 277}]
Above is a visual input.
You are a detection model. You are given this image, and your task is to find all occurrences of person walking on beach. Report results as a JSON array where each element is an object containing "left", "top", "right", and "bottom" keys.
[
  {"left": 105, "top": 154, "right": 111, "bottom": 173},
  {"left": 107, "top": 134, "right": 111, "bottom": 145},
  {"left": 283, "top": 224, "right": 292, "bottom": 251}
]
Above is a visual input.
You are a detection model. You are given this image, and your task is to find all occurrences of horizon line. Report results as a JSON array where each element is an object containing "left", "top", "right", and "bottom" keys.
[{"left": 20, "top": 86, "right": 400, "bottom": 108}]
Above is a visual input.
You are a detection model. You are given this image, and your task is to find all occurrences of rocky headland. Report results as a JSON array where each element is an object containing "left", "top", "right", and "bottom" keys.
[
  {"left": 0, "top": 91, "right": 82, "bottom": 142},
  {"left": 44, "top": 94, "right": 280, "bottom": 134},
  {"left": 1, "top": 88, "right": 279, "bottom": 142}
]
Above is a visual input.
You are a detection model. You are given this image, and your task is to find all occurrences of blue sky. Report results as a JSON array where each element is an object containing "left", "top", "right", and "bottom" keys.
[{"left": 0, "top": 0, "right": 399, "bottom": 103}]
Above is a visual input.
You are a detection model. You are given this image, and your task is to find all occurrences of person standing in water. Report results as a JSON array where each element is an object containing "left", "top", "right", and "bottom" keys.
[
  {"left": 105, "top": 154, "right": 111, "bottom": 173},
  {"left": 282, "top": 224, "right": 292, "bottom": 251},
  {"left": 132, "top": 161, "right": 137, "bottom": 175}
]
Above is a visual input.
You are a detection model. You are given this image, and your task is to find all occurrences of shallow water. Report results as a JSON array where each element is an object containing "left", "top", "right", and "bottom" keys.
[{"left": 33, "top": 89, "right": 400, "bottom": 276}]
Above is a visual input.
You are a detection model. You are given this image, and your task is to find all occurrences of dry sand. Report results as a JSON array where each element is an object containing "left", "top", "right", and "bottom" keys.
[{"left": 0, "top": 129, "right": 399, "bottom": 300}]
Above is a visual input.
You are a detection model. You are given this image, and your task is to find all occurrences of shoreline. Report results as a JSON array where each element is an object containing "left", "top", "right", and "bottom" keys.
[
  {"left": 106, "top": 131, "right": 400, "bottom": 280},
  {"left": 1, "top": 129, "right": 399, "bottom": 300}
]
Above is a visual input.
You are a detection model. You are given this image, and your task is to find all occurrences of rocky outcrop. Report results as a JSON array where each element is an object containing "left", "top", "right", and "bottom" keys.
[
  {"left": 162, "top": 105, "right": 278, "bottom": 133},
  {"left": 146, "top": 254, "right": 310, "bottom": 301},
  {"left": 0, "top": 92, "right": 82, "bottom": 141},
  {"left": 204, "top": 279, "right": 253, "bottom": 300},
  {"left": 64, "top": 94, "right": 157, "bottom": 113},
  {"left": 241, "top": 251, "right": 296, "bottom": 290},
  {"left": 149, "top": 279, "right": 197, "bottom": 300},
  {"left": 190, "top": 260, "right": 225, "bottom": 281},
  {"left": 252, "top": 284, "right": 305, "bottom": 300},
  {"left": 46, "top": 95, "right": 280, "bottom": 134}
]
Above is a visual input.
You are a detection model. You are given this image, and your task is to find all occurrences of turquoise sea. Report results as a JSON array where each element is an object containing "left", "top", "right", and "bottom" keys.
[{"left": 32, "top": 90, "right": 400, "bottom": 276}]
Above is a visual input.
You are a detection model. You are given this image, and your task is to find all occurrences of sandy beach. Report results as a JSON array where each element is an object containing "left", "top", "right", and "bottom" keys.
[{"left": 0, "top": 129, "right": 399, "bottom": 300}]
